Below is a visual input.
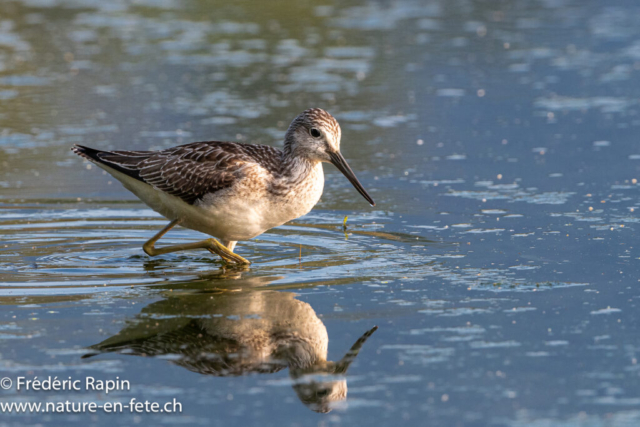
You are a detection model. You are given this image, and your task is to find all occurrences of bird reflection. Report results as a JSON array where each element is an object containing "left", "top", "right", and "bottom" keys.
[{"left": 83, "top": 272, "right": 377, "bottom": 413}]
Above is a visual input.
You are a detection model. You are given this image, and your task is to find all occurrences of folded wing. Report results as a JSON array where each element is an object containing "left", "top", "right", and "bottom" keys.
[{"left": 72, "top": 141, "right": 273, "bottom": 205}]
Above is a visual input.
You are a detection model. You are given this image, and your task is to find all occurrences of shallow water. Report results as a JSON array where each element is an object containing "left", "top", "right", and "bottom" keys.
[{"left": 2, "top": 0, "right": 640, "bottom": 425}]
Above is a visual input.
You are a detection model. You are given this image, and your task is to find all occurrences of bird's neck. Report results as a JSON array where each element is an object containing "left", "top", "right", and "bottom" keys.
[
  {"left": 267, "top": 153, "right": 322, "bottom": 199},
  {"left": 280, "top": 151, "right": 319, "bottom": 180},
  {"left": 282, "top": 127, "right": 298, "bottom": 158},
  {"left": 274, "top": 334, "right": 328, "bottom": 370}
]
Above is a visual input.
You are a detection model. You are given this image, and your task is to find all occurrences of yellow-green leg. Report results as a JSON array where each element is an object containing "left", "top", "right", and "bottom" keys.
[{"left": 142, "top": 219, "right": 250, "bottom": 265}]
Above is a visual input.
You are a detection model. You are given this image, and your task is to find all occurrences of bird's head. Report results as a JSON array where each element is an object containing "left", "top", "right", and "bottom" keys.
[
  {"left": 284, "top": 108, "right": 375, "bottom": 206},
  {"left": 289, "top": 325, "right": 378, "bottom": 413}
]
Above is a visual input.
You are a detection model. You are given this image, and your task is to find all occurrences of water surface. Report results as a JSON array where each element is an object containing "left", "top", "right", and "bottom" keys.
[{"left": 1, "top": 0, "right": 640, "bottom": 425}]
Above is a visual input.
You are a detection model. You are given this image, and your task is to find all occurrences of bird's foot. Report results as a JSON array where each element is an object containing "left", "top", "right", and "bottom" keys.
[{"left": 206, "top": 239, "right": 251, "bottom": 265}]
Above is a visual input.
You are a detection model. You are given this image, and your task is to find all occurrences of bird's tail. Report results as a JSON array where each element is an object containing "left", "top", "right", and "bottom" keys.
[
  {"left": 71, "top": 144, "right": 148, "bottom": 182},
  {"left": 71, "top": 144, "right": 105, "bottom": 164}
]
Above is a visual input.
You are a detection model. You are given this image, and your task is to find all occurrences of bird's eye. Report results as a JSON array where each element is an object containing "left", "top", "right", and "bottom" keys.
[
  {"left": 310, "top": 128, "right": 321, "bottom": 138},
  {"left": 316, "top": 389, "right": 330, "bottom": 397}
]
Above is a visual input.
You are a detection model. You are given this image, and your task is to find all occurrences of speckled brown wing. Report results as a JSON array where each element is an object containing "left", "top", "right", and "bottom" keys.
[
  {"left": 73, "top": 141, "right": 284, "bottom": 205},
  {"left": 82, "top": 319, "right": 286, "bottom": 376}
]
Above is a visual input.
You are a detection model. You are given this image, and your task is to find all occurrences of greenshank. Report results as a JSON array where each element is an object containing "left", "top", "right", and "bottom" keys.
[
  {"left": 83, "top": 287, "right": 378, "bottom": 413},
  {"left": 72, "top": 108, "right": 375, "bottom": 265}
]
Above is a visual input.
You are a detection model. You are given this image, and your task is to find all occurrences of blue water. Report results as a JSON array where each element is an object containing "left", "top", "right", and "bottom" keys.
[{"left": 1, "top": 0, "right": 640, "bottom": 425}]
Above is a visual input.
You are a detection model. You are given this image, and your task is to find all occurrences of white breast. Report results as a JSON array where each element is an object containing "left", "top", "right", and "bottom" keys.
[
  {"left": 189, "top": 162, "right": 324, "bottom": 241},
  {"left": 261, "top": 162, "right": 324, "bottom": 231},
  {"left": 94, "top": 157, "right": 325, "bottom": 242}
]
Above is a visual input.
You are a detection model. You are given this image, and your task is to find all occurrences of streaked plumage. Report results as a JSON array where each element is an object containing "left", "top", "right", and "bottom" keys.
[
  {"left": 82, "top": 285, "right": 378, "bottom": 413},
  {"left": 72, "top": 108, "right": 374, "bottom": 263}
]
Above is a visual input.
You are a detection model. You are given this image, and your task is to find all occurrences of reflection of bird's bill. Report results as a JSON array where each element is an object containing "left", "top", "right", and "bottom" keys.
[
  {"left": 291, "top": 326, "right": 377, "bottom": 413},
  {"left": 289, "top": 325, "right": 378, "bottom": 378},
  {"left": 334, "top": 325, "right": 378, "bottom": 374},
  {"left": 329, "top": 151, "right": 375, "bottom": 206}
]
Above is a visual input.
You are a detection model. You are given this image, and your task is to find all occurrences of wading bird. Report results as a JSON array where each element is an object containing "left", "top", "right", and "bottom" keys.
[
  {"left": 73, "top": 108, "right": 374, "bottom": 265},
  {"left": 83, "top": 284, "right": 378, "bottom": 413}
]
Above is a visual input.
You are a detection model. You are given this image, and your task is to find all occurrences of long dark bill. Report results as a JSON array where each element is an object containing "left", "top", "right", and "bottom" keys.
[
  {"left": 329, "top": 151, "right": 375, "bottom": 206},
  {"left": 334, "top": 325, "right": 378, "bottom": 374}
]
